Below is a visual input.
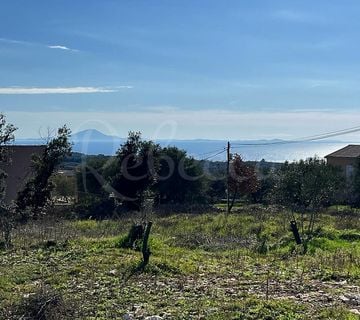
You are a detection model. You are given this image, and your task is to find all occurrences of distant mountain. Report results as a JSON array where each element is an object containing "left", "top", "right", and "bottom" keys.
[
  {"left": 70, "top": 129, "right": 124, "bottom": 155},
  {"left": 71, "top": 129, "right": 122, "bottom": 141}
]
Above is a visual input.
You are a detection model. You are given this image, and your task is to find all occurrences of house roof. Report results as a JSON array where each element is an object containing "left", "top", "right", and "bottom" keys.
[{"left": 325, "top": 144, "right": 360, "bottom": 158}]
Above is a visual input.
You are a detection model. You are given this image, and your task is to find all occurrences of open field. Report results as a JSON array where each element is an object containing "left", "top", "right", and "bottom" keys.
[{"left": 1, "top": 206, "right": 360, "bottom": 319}]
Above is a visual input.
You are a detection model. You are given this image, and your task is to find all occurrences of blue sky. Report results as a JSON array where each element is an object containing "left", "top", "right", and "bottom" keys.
[{"left": 1, "top": 0, "right": 360, "bottom": 140}]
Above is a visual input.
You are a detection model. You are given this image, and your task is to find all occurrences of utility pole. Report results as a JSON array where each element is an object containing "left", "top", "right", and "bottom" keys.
[{"left": 226, "top": 141, "right": 230, "bottom": 214}]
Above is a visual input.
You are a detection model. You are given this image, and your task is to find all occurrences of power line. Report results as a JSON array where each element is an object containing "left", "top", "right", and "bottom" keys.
[
  {"left": 199, "top": 149, "right": 227, "bottom": 161},
  {"left": 301, "top": 126, "right": 360, "bottom": 142},
  {"left": 231, "top": 125, "right": 360, "bottom": 147},
  {"left": 196, "top": 147, "right": 226, "bottom": 157},
  {"left": 294, "top": 124, "right": 360, "bottom": 141}
]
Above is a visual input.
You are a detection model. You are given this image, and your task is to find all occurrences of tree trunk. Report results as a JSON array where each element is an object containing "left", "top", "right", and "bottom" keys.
[
  {"left": 3, "top": 222, "right": 13, "bottom": 249},
  {"left": 229, "top": 187, "right": 238, "bottom": 213},
  {"left": 141, "top": 221, "right": 152, "bottom": 267},
  {"left": 308, "top": 211, "right": 316, "bottom": 235},
  {"left": 290, "top": 220, "right": 302, "bottom": 245}
]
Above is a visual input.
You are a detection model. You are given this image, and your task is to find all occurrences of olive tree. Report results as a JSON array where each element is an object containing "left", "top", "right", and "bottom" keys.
[
  {"left": 156, "top": 146, "right": 207, "bottom": 205},
  {"left": 110, "top": 131, "right": 161, "bottom": 211},
  {"left": 272, "top": 157, "right": 344, "bottom": 234},
  {"left": 16, "top": 125, "right": 72, "bottom": 219}
]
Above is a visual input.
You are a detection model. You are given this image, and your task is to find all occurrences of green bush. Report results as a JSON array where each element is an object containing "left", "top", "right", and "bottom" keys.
[{"left": 74, "top": 195, "right": 115, "bottom": 219}]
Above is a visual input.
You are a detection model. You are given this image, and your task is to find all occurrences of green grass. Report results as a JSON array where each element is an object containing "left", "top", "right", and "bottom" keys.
[{"left": 1, "top": 207, "right": 359, "bottom": 319}]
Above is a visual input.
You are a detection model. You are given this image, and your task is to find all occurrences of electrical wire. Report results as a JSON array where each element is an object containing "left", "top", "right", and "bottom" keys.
[
  {"left": 231, "top": 125, "right": 360, "bottom": 147},
  {"left": 196, "top": 147, "right": 226, "bottom": 157},
  {"left": 199, "top": 149, "right": 227, "bottom": 161}
]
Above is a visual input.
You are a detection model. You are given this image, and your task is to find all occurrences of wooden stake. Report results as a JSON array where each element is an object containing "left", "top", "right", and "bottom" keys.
[{"left": 142, "top": 221, "right": 153, "bottom": 266}]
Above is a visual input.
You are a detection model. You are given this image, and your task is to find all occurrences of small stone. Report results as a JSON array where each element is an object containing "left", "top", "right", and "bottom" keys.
[
  {"left": 349, "top": 309, "right": 360, "bottom": 315},
  {"left": 123, "top": 313, "right": 133, "bottom": 320},
  {"left": 340, "top": 295, "right": 350, "bottom": 303},
  {"left": 346, "top": 294, "right": 360, "bottom": 305},
  {"left": 144, "top": 316, "right": 163, "bottom": 320},
  {"left": 109, "top": 269, "right": 117, "bottom": 275}
]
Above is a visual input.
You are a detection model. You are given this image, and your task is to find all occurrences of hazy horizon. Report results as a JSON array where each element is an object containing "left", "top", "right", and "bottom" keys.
[
  {"left": 12, "top": 128, "right": 350, "bottom": 162},
  {"left": 13, "top": 128, "right": 358, "bottom": 144}
]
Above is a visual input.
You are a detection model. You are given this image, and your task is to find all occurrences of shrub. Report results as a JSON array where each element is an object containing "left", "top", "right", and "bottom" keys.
[
  {"left": 74, "top": 195, "right": 115, "bottom": 219},
  {"left": 5, "top": 286, "right": 77, "bottom": 319}
]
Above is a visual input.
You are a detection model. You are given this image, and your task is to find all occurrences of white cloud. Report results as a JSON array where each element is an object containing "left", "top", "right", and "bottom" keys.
[
  {"left": 0, "top": 38, "right": 29, "bottom": 45},
  {"left": 47, "top": 45, "right": 78, "bottom": 52},
  {"left": 0, "top": 86, "right": 132, "bottom": 94},
  {"left": 0, "top": 37, "right": 79, "bottom": 52},
  {"left": 139, "top": 106, "right": 180, "bottom": 113},
  {"left": 113, "top": 85, "right": 134, "bottom": 89},
  {"left": 272, "top": 10, "right": 326, "bottom": 24}
]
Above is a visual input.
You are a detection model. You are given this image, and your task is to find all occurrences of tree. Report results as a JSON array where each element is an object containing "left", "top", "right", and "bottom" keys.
[
  {"left": 350, "top": 159, "right": 360, "bottom": 206},
  {"left": 0, "top": 114, "right": 17, "bottom": 195},
  {"left": 77, "top": 155, "right": 111, "bottom": 197},
  {"left": 228, "top": 154, "right": 259, "bottom": 212},
  {"left": 250, "top": 162, "right": 278, "bottom": 204},
  {"left": 272, "top": 157, "right": 344, "bottom": 233},
  {"left": 16, "top": 125, "right": 72, "bottom": 218},
  {"left": 74, "top": 155, "right": 117, "bottom": 219},
  {"left": 156, "top": 146, "right": 207, "bottom": 205},
  {"left": 0, "top": 114, "right": 17, "bottom": 248},
  {"left": 52, "top": 174, "right": 76, "bottom": 201},
  {"left": 110, "top": 132, "right": 161, "bottom": 211},
  {"left": 207, "top": 179, "right": 226, "bottom": 204}
]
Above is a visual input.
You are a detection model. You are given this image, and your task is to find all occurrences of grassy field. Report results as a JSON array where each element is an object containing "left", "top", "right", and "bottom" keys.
[{"left": 0, "top": 205, "right": 360, "bottom": 319}]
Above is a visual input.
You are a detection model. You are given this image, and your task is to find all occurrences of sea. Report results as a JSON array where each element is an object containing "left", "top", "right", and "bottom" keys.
[{"left": 15, "top": 139, "right": 350, "bottom": 163}]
